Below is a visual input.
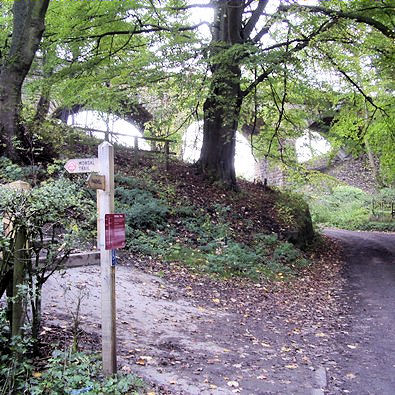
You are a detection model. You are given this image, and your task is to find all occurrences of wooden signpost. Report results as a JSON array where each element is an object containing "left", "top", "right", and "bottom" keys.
[
  {"left": 97, "top": 142, "right": 117, "bottom": 375},
  {"left": 64, "top": 143, "right": 119, "bottom": 375}
]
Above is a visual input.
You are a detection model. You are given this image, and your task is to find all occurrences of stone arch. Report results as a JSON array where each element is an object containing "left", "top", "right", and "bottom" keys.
[{"left": 52, "top": 102, "right": 152, "bottom": 132}]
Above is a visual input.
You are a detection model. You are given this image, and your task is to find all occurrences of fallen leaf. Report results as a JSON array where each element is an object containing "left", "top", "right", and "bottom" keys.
[
  {"left": 32, "top": 372, "right": 42, "bottom": 378},
  {"left": 136, "top": 356, "right": 153, "bottom": 365},
  {"left": 212, "top": 298, "right": 220, "bottom": 304},
  {"left": 346, "top": 373, "right": 356, "bottom": 380},
  {"left": 285, "top": 364, "right": 298, "bottom": 369},
  {"left": 315, "top": 332, "right": 328, "bottom": 338}
]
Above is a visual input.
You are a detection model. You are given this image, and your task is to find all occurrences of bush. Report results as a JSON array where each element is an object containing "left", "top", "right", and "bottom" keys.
[
  {"left": 0, "top": 308, "right": 34, "bottom": 394},
  {"left": 0, "top": 178, "right": 96, "bottom": 343},
  {"left": 309, "top": 185, "right": 371, "bottom": 230},
  {"left": 30, "top": 350, "right": 144, "bottom": 394},
  {"left": 127, "top": 230, "right": 175, "bottom": 256},
  {"left": 275, "top": 191, "right": 315, "bottom": 249},
  {"left": 115, "top": 186, "right": 168, "bottom": 230},
  {"left": 160, "top": 232, "right": 309, "bottom": 281},
  {"left": 205, "top": 241, "right": 262, "bottom": 279}
]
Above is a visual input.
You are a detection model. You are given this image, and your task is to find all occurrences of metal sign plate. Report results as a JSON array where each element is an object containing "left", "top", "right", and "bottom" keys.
[{"left": 105, "top": 214, "right": 126, "bottom": 250}]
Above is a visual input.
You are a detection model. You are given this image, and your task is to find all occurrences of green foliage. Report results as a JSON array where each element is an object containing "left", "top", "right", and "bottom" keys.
[
  {"left": 115, "top": 186, "right": 168, "bottom": 230},
  {"left": 127, "top": 229, "right": 175, "bottom": 257},
  {"left": 0, "top": 157, "right": 26, "bottom": 182},
  {"left": 0, "top": 309, "right": 34, "bottom": 395},
  {"left": 0, "top": 177, "right": 96, "bottom": 343},
  {"left": 0, "top": 309, "right": 144, "bottom": 395},
  {"left": 275, "top": 190, "right": 311, "bottom": 229},
  {"left": 168, "top": 234, "right": 309, "bottom": 280},
  {"left": 0, "top": 178, "right": 95, "bottom": 238},
  {"left": 30, "top": 350, "right": 144, "bottom": 395},
  {"left": 375, "top": 188, "right": 395, "bottom": 204},
  {"left": 310, "top": 185, "right": 370, "bottom": 229},
  {"left": 309, "top": 186, "right": 395, "bottom": 231}
]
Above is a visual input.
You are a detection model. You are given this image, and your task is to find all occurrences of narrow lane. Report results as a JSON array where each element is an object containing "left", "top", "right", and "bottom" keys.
[{"left": 324, "top": 229, "right": 395, "bottom": 394}]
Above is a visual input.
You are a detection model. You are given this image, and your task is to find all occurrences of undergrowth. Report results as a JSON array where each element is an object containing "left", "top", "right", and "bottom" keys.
[
  {"left": 117, "top": 174, "right": 310, "bottom": 281},
  {"left": 308, "top": 185, "right": 395, "bottom": 231},
  {"left": 0, "top": 309, "right": 144, "bottom": 395}
]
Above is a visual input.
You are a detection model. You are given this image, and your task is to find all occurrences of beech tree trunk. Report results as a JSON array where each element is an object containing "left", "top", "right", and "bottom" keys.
[
  {"left": 200, "top": 65, "right": 242, "bottom": 188},
  {"left": 0, "top": 0, "right": 50, "bottom": 160},
  {"left": 199, "top": 0, "right": 245, "bottom": 189}
]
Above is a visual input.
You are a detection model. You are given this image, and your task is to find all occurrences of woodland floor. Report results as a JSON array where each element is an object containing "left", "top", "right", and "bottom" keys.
[
  {"left": 38, "top": 151, "right": 394, "bottom": 394},
  {"left": 39, "top": 228, "right": 395, "bottom": 395}
]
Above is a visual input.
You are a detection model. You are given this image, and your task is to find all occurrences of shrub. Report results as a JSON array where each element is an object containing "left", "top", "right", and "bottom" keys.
[
  {"left": 0, "top": 178, "right": 95, "bottom": 343},
  {"left": 205, "top": 241, "right": 262, "bottom": 279},
  {"left": 30, "top": 350, "right": 144, "bottom": 394},
  {"left": 115, "top": 187, "right": 168, "bottom": 230},
  {"left": 309, "top": 185, "right": 373, "bottom": 230},
  {"left": 0, "top": 308, "right": 33, "bottom": 394},
  {"left": 127, "top": 230, "right": 175, "bottom": 256}
]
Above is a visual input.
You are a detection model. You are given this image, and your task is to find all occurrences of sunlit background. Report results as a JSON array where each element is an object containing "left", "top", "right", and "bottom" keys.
[{"left": 67, "top": 0, "right": 331, "bottom": 179}]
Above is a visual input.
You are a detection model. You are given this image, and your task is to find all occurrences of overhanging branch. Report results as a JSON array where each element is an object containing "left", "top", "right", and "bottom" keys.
[
  {"left": 279, "top": 4, "right": 395, "bottom": 39},
  {"left": 242, "top": 19, "right": 336, "bottom": 97}
]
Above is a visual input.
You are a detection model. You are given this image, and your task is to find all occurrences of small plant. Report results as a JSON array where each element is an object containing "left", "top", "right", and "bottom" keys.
[
  {"left": 0, "top": 308, "right": 34, "bottom": 394},
  {"left": 309, "top": 185, "right": 373, "bottom": 230},
  {"left": 29, "top": 350, "right": 144, "bottom": 394},
  {"left": 115, "top": 187, "right": 168, "bottom": 230},
  {"left": 0, "top": 157, "right": 25, "bottom": 182}
]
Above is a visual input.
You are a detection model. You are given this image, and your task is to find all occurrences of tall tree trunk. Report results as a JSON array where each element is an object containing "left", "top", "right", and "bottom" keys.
[
  {"left": 199, "top": 0, "right": 245, "bottom": 189},
  {"left": 0, "top": 0, "right": 50, "bottom": 160},
  {"left": 200, "top": 64, "right": 242, "bottom": 188}
]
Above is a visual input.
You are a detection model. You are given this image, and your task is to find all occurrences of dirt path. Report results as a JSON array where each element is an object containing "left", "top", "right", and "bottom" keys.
[
  {"left": 42, "top": 265, "right": 321, "bottom": 394},
  {"left": 323, "top": 229, "right": 395, "bottom": 395},
  {"left": 41, "top": 229, "right": 395, "bottom": 394}
]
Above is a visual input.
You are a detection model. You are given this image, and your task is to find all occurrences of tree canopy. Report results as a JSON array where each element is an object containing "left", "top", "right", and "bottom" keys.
[{"left": 0, "top": 0, "right": 394, "bottom": 185}]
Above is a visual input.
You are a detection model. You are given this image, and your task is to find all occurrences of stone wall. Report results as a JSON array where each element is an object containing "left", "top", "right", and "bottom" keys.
[
  {"left": 255, "top": 154, "right": 380, "bottom": 193},
  {"left": 322, "top": 155, "right": 379, "bottom": 193}
]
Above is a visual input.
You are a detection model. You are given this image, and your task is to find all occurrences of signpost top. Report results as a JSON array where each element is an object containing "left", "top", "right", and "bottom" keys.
[{"left": 64, "top": 158, "right": 99, "bottom": 174}]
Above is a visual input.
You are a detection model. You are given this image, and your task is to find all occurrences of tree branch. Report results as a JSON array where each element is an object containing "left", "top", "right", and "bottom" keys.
[
  {"left": 252, "top": 26, "right": 269, "bottom": 43},
  {"left": 169, "top": 3, "right": 214, "bottom": 11},
  {"left": 64, "top": 22, "right": 208, "bottom": 43},
  {"left": 242, "top": 19, "right": 336, "bottom": 97},
  {"left": 279, "top": 4, "right": 395, "bottom": 39},
  {"left": 324, "top": 53, "right": 388, "bottom": 115},
  {"left": 242, "top": 0, "right": 268, "bottom": 39}
]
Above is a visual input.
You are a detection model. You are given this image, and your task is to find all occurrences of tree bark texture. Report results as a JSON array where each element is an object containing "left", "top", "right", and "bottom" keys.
[
  {"left": 200, "top": 0, "right": 246, "bottom": 189},
  {"left": 0, "top": 0, "right": 50, "bottom": 160}
]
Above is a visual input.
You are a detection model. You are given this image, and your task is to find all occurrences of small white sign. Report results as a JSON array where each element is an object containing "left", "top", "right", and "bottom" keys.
[{"left": 64, "top": 158, "right": 99, "bottom": 173}]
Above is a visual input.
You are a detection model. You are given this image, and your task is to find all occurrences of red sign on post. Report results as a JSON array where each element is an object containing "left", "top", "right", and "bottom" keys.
[{"left": 105, "top": 214, "right": 126, "bottom": 250}]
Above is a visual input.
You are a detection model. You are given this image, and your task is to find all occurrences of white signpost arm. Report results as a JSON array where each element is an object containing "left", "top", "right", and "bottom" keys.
[{"left": 97, "top": 142, "right": 117, "bottom": 375}]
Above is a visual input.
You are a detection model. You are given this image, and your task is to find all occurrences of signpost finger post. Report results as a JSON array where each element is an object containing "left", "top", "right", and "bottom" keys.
[
  {"left": 65, "top": 143, "right": 124, "bottom": 375},
  {"left": 97, "top": 141, "right": 117, "bottom": 375}
]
